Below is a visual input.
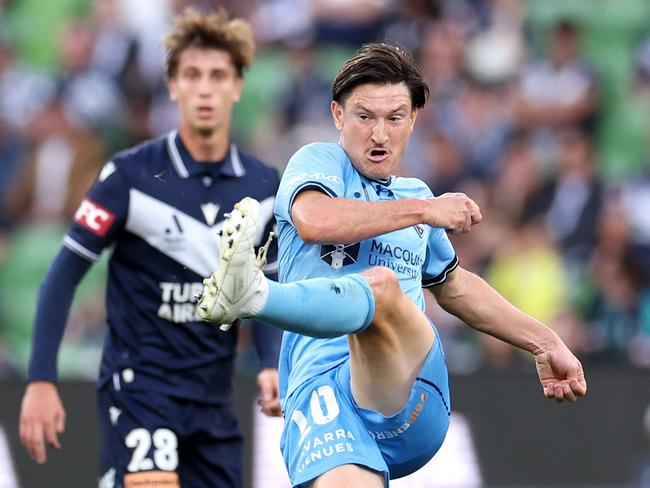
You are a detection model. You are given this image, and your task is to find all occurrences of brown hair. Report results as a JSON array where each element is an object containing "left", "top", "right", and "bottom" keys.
[
  {"left": 332, "top": 43, "right": 429, "bottom": 109},
  {"left": 161, "top": 7, "right": 255, "bottom": 79}
]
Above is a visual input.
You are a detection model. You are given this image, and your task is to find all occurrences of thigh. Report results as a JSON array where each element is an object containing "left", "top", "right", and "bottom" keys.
[
  {"left": 307, "top": 464, "right": 384, "bottom": 488},
  {"left": 349, "top": 268, "right": 436, "bottom": 416},
  {"left": 343, "top": 336, "right": 451, "bottom": 480},
  {"left": 280, "top": 367, "right": 389, "bottom": 488}
]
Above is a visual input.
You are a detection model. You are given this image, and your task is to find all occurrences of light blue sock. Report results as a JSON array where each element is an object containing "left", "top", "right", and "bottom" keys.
[{"left": 257, "top": 274, "right": 375, "bottom": 338}]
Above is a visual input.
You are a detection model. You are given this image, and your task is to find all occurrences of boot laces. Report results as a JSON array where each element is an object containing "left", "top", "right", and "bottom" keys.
[{"left": 256, "top": 231, "right": 274, "bottom": 269}]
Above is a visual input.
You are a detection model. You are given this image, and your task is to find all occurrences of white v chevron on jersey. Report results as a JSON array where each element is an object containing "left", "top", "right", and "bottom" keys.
[
  {"left": 126, "top": 189, "right": 223, "bottom": 276},
  {"left": 200, "top": 202, "right": 220, "bottom": 226},
  {"left": 126, "top": 189, "right": 275, "bottom": 277}
]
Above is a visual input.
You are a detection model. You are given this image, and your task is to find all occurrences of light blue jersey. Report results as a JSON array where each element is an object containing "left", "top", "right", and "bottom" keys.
[{"left": 274, "top": 142, "right": 458, "bottom": 404}]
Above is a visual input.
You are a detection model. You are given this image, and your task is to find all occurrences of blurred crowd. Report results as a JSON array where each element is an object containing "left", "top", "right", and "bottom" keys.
[{"left": 0, "top": 0, "right": 649, "bottom": 379}]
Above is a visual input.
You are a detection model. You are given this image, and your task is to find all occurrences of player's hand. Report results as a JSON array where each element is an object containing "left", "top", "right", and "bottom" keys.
[
  {"left": 534, "top": 345, "right": 587, "bottom": 403},
  {"left": 19, "top": 381, "right": 66, "bottom": 463},
  {"left": 426, "top": 193, "right": 482, "bottom": 234},
  {"left": 256, "top": 368, "right": 282, "bottom": 417}
]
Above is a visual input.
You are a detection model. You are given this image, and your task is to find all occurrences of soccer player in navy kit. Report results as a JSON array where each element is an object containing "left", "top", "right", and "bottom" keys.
[
  {"left": 19, "top": 8, "right": 281, "bottom": 487},
  {"left": 198, "top": 43, "right": 588, "bottom": 487}
]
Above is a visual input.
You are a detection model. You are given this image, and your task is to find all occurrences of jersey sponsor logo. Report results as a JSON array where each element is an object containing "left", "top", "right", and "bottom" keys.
[
  {"left": 414, "top": 224, "right": 424, "bottom": 238},
  {"left": 297, "top": 429, "right": 356, "bottom": 474},
  {"left": 157, "top": 281, "right": 204, "bottom": 323},
  {"left": 123, "top": 471, "right": 180, "bottom": 488},
  {"left": 163, "top": 214, "right": 186, "bottom": 251},
  {"left": 368, "top": 239, "right": 424, "bottom": 279},
  {"left": 283, "top": 171, "right": 341, "bottom": 195},
  {"left": 369, "top": 240, "right": 424, "bottom": 267},
  {"left": 74, "top": 198, "right": 116, "bottom": 237},
  {"left": 320, "top": 243, "right": 360, "bottom": 269},
  {"left": 368, "top": 392, "right": 428, "bottom": 441}
]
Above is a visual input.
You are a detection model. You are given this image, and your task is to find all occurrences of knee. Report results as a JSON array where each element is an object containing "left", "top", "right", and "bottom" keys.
[{"left": 361, "top": 266, "right": 402, "bottom": 308}]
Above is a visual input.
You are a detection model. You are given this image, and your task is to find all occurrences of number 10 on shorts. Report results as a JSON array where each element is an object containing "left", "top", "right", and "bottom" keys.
[{"left": 290, "top": 385, "right": 341, "bottom": 447}]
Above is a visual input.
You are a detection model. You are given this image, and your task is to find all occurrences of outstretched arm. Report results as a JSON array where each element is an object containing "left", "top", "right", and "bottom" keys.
[
  {"left": 431, "top": 267, "right": 587, "bottom": 402},
  {"left": 292, "top": 190, "right": 481, "bottom": 245},
  {"left": 21, "top": 160, "right": 125, "bottom": 461},
  {"left": 20, "top": 247, "right": 92, "bottom": 462}
]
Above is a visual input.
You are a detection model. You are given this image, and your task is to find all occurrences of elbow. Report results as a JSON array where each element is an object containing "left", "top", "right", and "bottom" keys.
[
  {"left": 295, "top": 220, "right": 334, "bottom": 244},
  {"left": 291, "top": 194, "right": 342, "bottom": 244},
  {"left": 298, "top": 227, "right": 322, "bottom": 244}
]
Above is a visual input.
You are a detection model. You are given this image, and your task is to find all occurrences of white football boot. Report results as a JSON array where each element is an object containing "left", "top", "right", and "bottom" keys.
[{"left": 196, "top": 197, "right": 272, "bottom": 330}]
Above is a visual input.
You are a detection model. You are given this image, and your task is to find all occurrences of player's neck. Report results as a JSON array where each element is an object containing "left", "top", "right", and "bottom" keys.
[{"left": 178, "top": 124, "right": 229, "bottom": 162}]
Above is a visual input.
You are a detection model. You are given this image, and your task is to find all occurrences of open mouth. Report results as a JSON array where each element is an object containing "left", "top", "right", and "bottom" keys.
[{"left": 368, "top": 148, "right": 388, "bottom": 161}]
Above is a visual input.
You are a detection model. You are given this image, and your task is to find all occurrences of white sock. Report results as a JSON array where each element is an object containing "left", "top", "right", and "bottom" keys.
[{"left": 241, "top": 273, "right": 269, "bottom": 317}]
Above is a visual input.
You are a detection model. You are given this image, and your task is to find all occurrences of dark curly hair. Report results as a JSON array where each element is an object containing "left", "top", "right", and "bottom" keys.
[{"left": 161, "top": 7, "right": 255, "bottom": 79}]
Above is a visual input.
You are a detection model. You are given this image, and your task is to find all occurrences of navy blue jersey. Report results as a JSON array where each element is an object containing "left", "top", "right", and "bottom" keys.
[{"left": 63, "top": 131, "right": 280, "bottom": 404}]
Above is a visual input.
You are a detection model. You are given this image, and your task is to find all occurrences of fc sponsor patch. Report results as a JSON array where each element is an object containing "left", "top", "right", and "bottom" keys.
[
  {"left": 74, "top": 198, "right": 116, "bottom": 236},
  {"left": 123, "top": 471, "right": 180, "bottom": 488}
]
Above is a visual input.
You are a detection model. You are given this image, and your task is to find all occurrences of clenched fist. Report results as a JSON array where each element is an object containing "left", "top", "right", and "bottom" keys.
[{"left": 426, "top": 193, "right": 482, "bottom": 233}]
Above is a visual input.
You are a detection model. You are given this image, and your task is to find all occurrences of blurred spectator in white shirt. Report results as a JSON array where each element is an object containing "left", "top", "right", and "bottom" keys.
[{"left": 513, "top": 19, "right": 599, "bottom": 168}]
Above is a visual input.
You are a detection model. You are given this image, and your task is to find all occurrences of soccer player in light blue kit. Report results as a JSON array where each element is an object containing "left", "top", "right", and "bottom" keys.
[{"left": 198, "top": 43, "right": 588, "bottom": 487}]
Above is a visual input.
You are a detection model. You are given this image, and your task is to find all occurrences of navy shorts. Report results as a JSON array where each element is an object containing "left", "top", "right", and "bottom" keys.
[
  {"left": 280, "top": 332, "right": 451, "bottom": 487},
  {"left": 97, "top": 382, "right": 242, "bottom": 488}
]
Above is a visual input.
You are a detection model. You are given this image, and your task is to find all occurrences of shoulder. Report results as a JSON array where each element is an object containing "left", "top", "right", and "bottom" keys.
[
  {"left": 110, "top": 134, "right": 169, "bottom": 176},
  {"left": 292, "top": 142, "right": 347, "bottom": 161},
  {"left": 392, "top": 175, "right": 433, "bottom": 198},
  {"left": 286, "top": 143, "right": 349, "bottom": 173},
  {"left": 278, "top": 143, "right": 347, "bottom": 197}
]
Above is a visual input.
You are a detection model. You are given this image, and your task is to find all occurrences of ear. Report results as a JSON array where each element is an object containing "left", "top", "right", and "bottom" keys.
[
  {"left": 168, "top": 78, "right": 178, "bottom": 102},
  {"left": 331, "top": 101, "right": 344, "bottom": 131},
  {"left": 231, "top": 77, "right": 244, "bottom": 103},
  {"left": 409, "top": 107, "right": 419, "bottom": 132}
]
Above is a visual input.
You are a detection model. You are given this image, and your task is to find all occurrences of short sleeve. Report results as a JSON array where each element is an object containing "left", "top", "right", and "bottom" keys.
[
  {"left": 64, "top": 160, "right": 129, "bottom": 262},
  {"left": 275, "top": 143, "right": 347, "bottom": 224},
  {"left": 421, "top": 227, "right": 459, "bottom": 288}
]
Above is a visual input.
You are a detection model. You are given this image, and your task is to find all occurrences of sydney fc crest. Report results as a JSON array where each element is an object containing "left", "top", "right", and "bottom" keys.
[{"left": 320, "top": 243, "right": 361, "bottom": 269}]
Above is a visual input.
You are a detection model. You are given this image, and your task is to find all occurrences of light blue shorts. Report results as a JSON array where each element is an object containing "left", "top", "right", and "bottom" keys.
[{"left": 280, "top": 331, "right": 451, "bottom": 487}]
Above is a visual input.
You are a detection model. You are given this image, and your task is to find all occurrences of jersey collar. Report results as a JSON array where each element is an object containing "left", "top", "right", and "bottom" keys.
[
  {"left": 360, "top": 174, "right": 395, "bottom": 200},
  {"left": 371, "top": 175, "right": 392, "bottom": 186},
  {"left": 166, "top": 130, "right": 246, "bottom": 179}
]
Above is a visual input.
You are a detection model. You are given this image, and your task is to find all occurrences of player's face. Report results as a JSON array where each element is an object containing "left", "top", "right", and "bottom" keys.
[
  {"left": 331, "top": 82, "right": 418, "bottom": 180},
  {"left": 168, "top": 47, "right": 243, "bottom": 138}
]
